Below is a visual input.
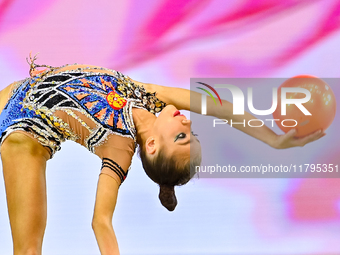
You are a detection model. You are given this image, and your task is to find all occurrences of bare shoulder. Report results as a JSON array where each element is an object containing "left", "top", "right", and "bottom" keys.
[
  {"left": 130, "top": 79, "right": 170, "bottom": 103},
  {"left": 131, "top": 79, "right": 199, "bottom": 111},
  {"left": 130, "top": 79, "right": 156, "bottom": 93}
]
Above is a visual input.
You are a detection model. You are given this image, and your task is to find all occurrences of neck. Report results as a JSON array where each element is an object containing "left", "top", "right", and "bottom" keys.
[{"left": 132, "top": 108, "right": 156, "bottom": 147}]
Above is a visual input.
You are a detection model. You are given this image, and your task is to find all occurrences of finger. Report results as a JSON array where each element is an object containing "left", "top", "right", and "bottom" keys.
[
  {"left": 299, "top": 130, "right": 325, "bottom": 144},
  {"left": 308, "top": 130, "right": 325, "bottom": 140},
  {"left": 313, "top": 131, "right": 326, "bottom": 141},
  {"left": 285, "top": 129, "right": 297, "bottom": 139}
]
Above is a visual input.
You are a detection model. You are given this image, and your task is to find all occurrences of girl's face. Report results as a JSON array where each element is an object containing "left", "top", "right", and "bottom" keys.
[{"left": 152, "top": 105, "right": 200, "bottom": 158}]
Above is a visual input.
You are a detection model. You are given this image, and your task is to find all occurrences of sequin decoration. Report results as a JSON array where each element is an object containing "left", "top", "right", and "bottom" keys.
[
  {"left": 0, "top": 79, "right": 66, "bottom": 156},
  {"left": 0, "top": 60, "right": 167, "bottom": 158},
  {"left": 106, "top": 88, "right": 127, "bottom": 110},
  {"left": 115, "top": 75, "right": 166, "bottom": 114}
]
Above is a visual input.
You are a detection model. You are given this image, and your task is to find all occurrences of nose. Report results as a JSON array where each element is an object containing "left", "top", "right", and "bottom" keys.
[{"left": 182, "top": 119, "right": 192, "bottom": 126}]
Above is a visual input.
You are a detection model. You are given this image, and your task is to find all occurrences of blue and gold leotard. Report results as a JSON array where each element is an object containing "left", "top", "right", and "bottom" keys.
[{"left": 0, "top": 62, "right": 166, "bottom": 184}]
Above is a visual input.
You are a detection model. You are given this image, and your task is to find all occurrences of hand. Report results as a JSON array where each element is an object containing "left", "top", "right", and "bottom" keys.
[{"left": 273, "top": 129, "right": 326, "bottom": 149}]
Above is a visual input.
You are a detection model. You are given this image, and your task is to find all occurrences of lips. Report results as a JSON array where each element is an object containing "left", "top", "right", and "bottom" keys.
[
  {"left": 174, "top": 110, "right": 186, "bottom": 117},
  {"left": 173, "top": 110, "right": 181, "bottom": 117}
]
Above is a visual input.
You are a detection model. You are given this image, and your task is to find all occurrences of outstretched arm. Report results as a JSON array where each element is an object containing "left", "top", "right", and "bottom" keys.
[
  {"left": 92, "top": 174, "right": 120, "bottom": 255},
  {"left": 133, "top": 80, "right": 325, "bottom": 149}
]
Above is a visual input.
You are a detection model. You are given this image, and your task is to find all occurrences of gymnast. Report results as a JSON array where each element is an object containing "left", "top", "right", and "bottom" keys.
[{"left": 0, "top": 55, "right": 324, "bottom": 255}]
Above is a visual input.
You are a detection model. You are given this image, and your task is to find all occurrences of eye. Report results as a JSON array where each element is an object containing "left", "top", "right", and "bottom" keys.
[
  {"left": 175, "top": 132, "right": 186, "bottom": 142},
  {"left": 178, "top": 133, "right": 186, "bottom": 139}
]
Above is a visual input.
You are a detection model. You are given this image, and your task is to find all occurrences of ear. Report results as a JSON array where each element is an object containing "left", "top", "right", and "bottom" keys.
[{"left": 145, "top": 137, "right": 157, "bottom": 155}]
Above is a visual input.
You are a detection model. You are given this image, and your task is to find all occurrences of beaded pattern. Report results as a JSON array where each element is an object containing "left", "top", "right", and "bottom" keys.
[
  {"left": 0, "top": 79, "right": 67, "bottom": 155},
  {"left": 0, "top": 63, "right": 166, "bottom": 157}
]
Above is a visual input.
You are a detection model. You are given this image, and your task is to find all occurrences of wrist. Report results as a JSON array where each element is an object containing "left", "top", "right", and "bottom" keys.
[{"left": 266, "top": 133, "right": 280, "bottom": 149}]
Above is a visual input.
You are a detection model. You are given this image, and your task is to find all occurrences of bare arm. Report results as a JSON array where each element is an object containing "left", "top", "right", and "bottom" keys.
[
  {"left": 92, "top": 174, "right": 120, "bottom": 255},
  {"left": 133, "top": 80, "right": 325, "bottom": 149}
]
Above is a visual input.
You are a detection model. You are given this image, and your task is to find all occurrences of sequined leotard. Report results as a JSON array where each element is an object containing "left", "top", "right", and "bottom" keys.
[{"left": 0, "top": 63, "right": 166, "bottom": 184}]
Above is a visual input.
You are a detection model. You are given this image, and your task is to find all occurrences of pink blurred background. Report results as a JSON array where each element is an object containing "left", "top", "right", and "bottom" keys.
[{"left": 0, "top": 0, "right": 340, "bottom": 254}]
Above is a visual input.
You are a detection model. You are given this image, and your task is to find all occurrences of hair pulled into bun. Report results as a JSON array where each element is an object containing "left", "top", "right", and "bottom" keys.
[
  {"left": 138, "top": 142, "right": 201, "bottom": 212},
  {"left": 159, "top": 185, "right": 177, "bottom": 211}
]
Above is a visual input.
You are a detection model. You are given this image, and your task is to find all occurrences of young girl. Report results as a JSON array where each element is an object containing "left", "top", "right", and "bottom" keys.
[{"left": 0, "top": 56, "right": 324, "bottom": 255}]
